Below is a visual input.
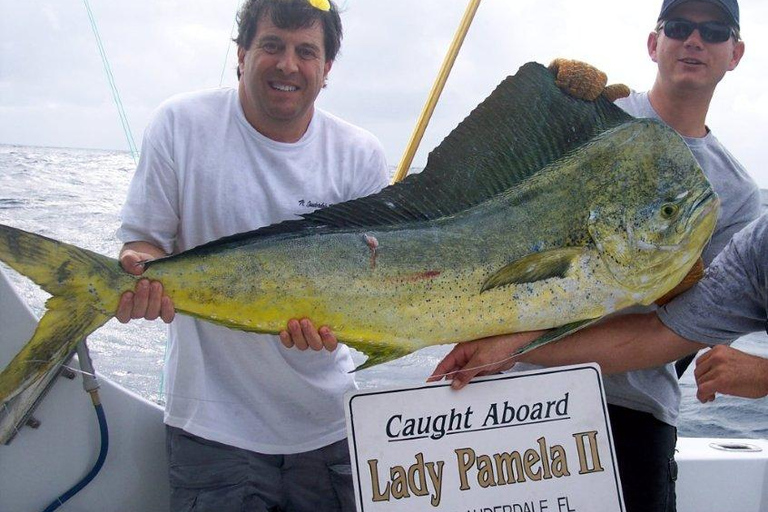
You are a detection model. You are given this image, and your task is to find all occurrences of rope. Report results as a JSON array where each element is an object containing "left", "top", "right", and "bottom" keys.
[
  {"left": 83, "top": 0, "right": 139, "bottom": 163},
  {"left": 219, "top": 11, "right": 239, "bottom": 87}
]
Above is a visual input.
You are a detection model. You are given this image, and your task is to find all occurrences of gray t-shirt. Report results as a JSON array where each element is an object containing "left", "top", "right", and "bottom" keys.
[
  {"left": 658, "top": 214, "right": 768, "bottom": 343},
  {"left": 602, "top": 91, "right": 762, "bottom": 425}
]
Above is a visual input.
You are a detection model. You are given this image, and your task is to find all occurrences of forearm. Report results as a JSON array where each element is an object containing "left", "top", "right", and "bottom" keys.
[{"left": 517, "top": 313, "right": 706, "bottom": 374}]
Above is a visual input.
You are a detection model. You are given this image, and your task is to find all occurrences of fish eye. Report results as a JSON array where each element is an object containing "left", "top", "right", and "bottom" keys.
[{"left": 660, "top": 203, "right": 679, "bottom": 219}]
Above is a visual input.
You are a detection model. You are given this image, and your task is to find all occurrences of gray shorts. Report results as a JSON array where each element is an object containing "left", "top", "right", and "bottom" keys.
[{"left": 166, "top": 426, "right": 355, "bottom": 512}]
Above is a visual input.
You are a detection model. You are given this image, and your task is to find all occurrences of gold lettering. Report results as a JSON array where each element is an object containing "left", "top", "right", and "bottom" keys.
[
  {"left": 390, "top": 465, "right": 409, "bottom": 499},
  {"left": 493, "top": 451, "right": 525, "bottom": 484},
  {"left": 523, "top": 448, "right": 542, "bottom": 481},
  {"left": 476, "top": 454, "right": 496, "bottom": 488},
  {"left": 550, "top": 444, "right": 570, "bottom": 477},
  {"left": 368, "top": 459, "right": 390, "bottom": 502},
  {"left": 454, "top": 448, "right": 475, "bottom": 490},
  {"left": 573, "top": 430, "right": 605, "bottom": 474}
]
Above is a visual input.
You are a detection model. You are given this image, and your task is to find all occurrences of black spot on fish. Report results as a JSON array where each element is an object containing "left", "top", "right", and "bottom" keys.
[{"left": 56, "top": 261, "right": 72, "bottom": 284}]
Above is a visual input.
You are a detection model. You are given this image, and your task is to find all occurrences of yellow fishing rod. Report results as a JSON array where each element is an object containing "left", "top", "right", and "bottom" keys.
[{"left": 391, "top": 0, "right": 481, "bottom": 184}]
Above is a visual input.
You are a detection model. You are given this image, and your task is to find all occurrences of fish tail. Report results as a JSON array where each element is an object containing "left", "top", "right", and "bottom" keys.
[{"left": 0, "top": 224, "right": 133, "bottom": 403}]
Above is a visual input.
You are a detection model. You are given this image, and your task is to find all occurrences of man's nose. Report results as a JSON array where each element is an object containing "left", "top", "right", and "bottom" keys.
[
  {"left": 683, "top": 28, "right": 705, "bottom": 49},
  {"left": 276, "top": 50, "right": 299, "bottom": 73}
]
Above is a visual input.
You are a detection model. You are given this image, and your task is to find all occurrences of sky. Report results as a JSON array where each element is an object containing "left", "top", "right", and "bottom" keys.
[{"left": 2, "top": 0, "right": 768, "bottom": 187}]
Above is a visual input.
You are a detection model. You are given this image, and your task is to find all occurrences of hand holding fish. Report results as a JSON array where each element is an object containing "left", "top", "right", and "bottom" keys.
[
  {"left": 117, "top": 243, "right": 175, "bottom": 323},
  {"left": 427, "top": 331, "right": 543, "bottom": 390},
  {"left": 279, "top": 318, "right": 338, "bottom": 352},
  {"left": 548, "top": 58, "right": 630, "bottom": 102}
]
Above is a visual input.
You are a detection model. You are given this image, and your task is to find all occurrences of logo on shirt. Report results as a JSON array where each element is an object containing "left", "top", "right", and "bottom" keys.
[{"left": 298, "top": 199, "right": 331, "bottom": 209}]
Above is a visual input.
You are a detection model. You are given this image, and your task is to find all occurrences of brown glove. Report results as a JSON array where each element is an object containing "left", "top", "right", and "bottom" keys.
[
  {"left": 655, "top": 258, "right": 705, "bottom": 306},
  {"left": 548, "top": 58, "right": 630, "bottom": 102}
]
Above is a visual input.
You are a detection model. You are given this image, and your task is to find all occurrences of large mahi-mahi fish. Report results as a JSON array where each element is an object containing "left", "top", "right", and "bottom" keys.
[{"left": 0, "top": 63, "right": 718, "bottom": 404}]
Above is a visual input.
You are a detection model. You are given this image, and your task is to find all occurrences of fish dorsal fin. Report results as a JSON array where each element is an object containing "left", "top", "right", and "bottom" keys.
[
  {"left": 304, "top": 61, "right": 632, "bottom": 230},
  {"left": 480, "top": 247, "right": 586, "bottom": 293},
  {"left": 177, "top": 62, "right": 632, "bottom": 259}
]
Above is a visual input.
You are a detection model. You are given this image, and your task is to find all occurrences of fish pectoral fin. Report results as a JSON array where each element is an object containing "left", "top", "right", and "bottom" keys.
[
  {"left": 343, "top": 340, "right": 414, "bottom": 372},
  {"left": 481, "top": 248, "right": 585, "bottom": 293},
  {"left": 513, "top": 317, "right": 602, "bottom": 356}
]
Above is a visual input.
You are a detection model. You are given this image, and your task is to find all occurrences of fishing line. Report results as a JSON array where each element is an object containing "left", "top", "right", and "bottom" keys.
[
  {"left": 426, "top": 352, "right": 521, "bottom": 381},
  {"left": 82, "top": 0, "right": 139, "bottom": 163},
  {"left": 219, "top": 7, "right": 240, "bottom": 88}
]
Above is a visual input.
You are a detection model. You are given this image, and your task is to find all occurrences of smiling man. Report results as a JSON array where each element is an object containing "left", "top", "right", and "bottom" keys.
[
  {"left": 605, "top": 2, "right": 760, "bottom": 510},
  {"left": 115, "top": 1, "right": 389, "bottom": 510},
  {"left": 430, "top": 1, "right": 761, "bottom": 511}
]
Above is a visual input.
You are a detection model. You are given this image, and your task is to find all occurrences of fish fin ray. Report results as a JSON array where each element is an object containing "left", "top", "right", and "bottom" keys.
[
  {"left": 343, "top": 340, "right": 414, "bottom": 372},
  {"left": 513, "top": 318, "right": 602, "bottom": 356},
  {"left": 0, "top": 224, "right": 123, "bottom": 296},
  {"left": 481, "top": 248, "right": 585, "bottom": 292},
  {"left": 0, "top": 297, "right": 112, "bottom": 403},
  {"left": 0, "top": 224, "right": 128, "bottom": 402},
  {"left": 305, "top": 62, "right": 631, "bottom": 230}
]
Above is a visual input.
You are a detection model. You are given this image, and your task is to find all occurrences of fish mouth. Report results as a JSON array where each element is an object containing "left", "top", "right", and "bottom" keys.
[
  {"left": 633, "top": 188, "right": 718, "bottom": 253},
  {"left": 690, "top": 188, "right": 717, "bottom": 213},
  {"left": 686, "top": 188, "right": 719, "bottom": 233}
]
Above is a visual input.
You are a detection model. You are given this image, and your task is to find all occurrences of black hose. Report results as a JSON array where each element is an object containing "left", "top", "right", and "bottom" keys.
[{"left": 41, "top": 399, "right": 109, "bottom": 512}]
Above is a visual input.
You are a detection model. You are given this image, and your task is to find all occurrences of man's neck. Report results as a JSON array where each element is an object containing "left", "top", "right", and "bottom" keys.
[
  {"left": 253, "top": 116, "right": 312, "bottom": 143},
  {"left": 647, "top": 79, "right": 714, "bottom": 138}
]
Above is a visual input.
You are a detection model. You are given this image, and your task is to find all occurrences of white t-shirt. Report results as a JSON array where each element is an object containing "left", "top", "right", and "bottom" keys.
[{"left": 119, "top": 87, "right": 389, "bottom": 454}]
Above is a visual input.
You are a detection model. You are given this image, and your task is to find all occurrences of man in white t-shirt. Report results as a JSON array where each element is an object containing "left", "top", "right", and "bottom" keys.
[{"left": 116, "top": 1, "right": 389, "bottom": 510}]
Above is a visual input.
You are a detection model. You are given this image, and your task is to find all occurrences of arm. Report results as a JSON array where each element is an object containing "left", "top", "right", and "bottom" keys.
[
  {"left": 116, "top": 241, "right": 175, "bottom": 323},
  {"left": 694, "top": 345, "right": 768, "bottom": 402},
  {"left": 429, "top": 313, "right": 705, "bottom": 390},
  {"left": 518, "top": 313, "right": 705, "bottom": 372}
]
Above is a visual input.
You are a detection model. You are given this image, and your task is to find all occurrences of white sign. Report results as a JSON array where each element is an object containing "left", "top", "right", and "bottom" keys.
[{"left": 345, "top": 364, "right": 624, "bottom": 512}]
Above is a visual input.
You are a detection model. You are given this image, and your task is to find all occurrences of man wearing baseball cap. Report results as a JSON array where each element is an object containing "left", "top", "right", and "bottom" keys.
[
  {"left": 658, "top": 0, "right": 739, "bottom": 29},
  {"left": 562, "top": 2, "right": 758, "bottom": 510},
  {"left": 430, "top": 1, "right": 761, "bottom": 511}
]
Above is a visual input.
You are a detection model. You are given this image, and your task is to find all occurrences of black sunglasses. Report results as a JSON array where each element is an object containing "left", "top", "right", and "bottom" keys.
[{"left": 662, "top": 18, "right": 735, "bottom": 44}]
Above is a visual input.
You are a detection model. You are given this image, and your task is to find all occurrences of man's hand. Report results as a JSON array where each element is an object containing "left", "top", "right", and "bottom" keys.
[
  {"left": 695, "top": 345, "right": 768, "bottom": 402},
  {"left": 427, "top": 331, "right": 543, "bottom": 390},
  {"left": 279, "top": 318, "right": 338, "bottom": 351},
  {"left": 548, "top": 58, "right": 630, "bottom": 102},
  {"left": 116, "top": 245, "right": 175, "bottom": 323}
]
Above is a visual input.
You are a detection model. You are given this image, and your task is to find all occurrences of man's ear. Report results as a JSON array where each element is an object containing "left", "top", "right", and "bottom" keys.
[
  {"left": 647, "top": 31, "right": 660, "bottom": 63},
  {"left": 728, "top": 40, "right": 745, "bottom": 71},
  {"left": 237, "top": 46, "right": 246, "bottom": 74}
]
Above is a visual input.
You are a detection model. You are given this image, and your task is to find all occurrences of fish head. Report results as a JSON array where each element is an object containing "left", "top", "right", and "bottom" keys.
[{"left": 586, "top": 120, "right": 719, "bottom": 304}]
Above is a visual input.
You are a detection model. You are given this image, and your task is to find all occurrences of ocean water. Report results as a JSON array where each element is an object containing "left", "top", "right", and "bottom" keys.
[{"left": 1, "top": 143, "right": 766, "bottom": 439}]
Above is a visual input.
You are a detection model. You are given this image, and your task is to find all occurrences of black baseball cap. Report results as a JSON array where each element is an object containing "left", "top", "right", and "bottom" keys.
[{"left": 658, "top": 0, "right": 740, "bottom": 29}]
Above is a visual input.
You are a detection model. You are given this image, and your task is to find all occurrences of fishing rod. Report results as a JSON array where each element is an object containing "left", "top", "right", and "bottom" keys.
[{"left": 391, "top": 0, "right": 481, "bottom": 184}]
